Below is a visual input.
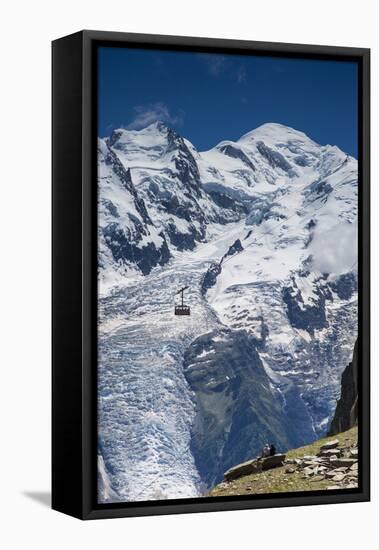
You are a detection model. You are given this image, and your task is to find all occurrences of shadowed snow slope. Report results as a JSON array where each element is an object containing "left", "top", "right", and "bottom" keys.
[{"left": 97, "top": 122, "right": 358, "bottom": 501}]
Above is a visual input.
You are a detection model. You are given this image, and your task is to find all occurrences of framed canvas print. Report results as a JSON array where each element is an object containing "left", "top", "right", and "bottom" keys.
[{"left": 52, "top": 30, "right": 370, "bottom": 519}]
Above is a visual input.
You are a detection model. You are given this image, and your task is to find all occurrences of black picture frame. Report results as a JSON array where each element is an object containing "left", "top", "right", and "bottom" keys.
[{"left": 52, "top": 30, "right": 370, "bottom": 520}]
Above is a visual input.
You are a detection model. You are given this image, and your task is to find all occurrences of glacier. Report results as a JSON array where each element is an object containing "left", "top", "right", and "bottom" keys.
[{"left": 97, "top": 121, "right": 358, "bottom": 501}]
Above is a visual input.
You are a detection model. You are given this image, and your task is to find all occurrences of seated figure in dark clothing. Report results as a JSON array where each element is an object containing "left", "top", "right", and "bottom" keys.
[{"left": 269, "top": 444, "right": 276, "bottom": 456}]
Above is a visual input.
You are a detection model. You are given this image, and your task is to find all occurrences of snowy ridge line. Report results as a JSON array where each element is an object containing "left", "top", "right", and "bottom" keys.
[{"left": 219, "top": 176, "right": 357, "bottom": 270}]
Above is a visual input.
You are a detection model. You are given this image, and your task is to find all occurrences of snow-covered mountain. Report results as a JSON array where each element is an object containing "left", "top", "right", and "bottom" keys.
[
  {"left": 98, "top": 138, "right": 170, "bottom": 289},
  {"left": 97, "top": 121, "right": 358, "bottom": 501}
]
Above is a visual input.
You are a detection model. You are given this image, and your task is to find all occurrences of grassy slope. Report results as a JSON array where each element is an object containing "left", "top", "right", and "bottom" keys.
[{"left": 208, "top": 426, "right": 358, "bottom": 497}]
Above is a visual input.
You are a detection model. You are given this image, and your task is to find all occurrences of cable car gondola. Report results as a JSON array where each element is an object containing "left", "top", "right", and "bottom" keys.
[{"left": 174, "top": 286, "right": 190, "bottom": 316}]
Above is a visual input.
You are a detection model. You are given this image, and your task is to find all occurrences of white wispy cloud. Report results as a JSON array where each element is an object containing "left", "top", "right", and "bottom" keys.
[
  {"left": 199, "top": 54, "right": 247, "bottom": 84},
  {"left": 126, "top": 103, "right": 184, "bottom": 130},
  {"left": 237, "top": 65, "right": 247, "bottom": 83},
  {"left": 309, "top": 221, "right": 357, "bottom": 275},
  {"left": 198, "top": 53, "right": 228, "bottom": 76}
]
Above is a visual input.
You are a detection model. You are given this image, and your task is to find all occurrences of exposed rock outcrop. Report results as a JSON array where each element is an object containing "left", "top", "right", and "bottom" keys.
[
  {"left": 183, "top": 329, "right": 294, "bottom": 487},
  {"left": 224, "top": 454, "right": 286, "bottom": 481},
  {"left": 328, "top": 340, "right": 358, "bottom": 435}
]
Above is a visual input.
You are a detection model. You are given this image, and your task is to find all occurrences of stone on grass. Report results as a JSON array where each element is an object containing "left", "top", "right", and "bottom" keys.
[
  {"left": 331, "top": 473, "right": 346, "bottom": 482},
  {"left": 319, "top": 449, "right": 341, "bottom": 458},
  {"left": 320, "top": 439, "right": 339, "bottom": 451},
  {"left": 330, "top": 458, "right": 357, "bottom": 468}
]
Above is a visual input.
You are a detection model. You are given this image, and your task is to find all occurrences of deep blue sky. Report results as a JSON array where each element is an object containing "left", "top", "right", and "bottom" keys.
[{"left": 98, "top": 47, "right": 358, "bottom": 157}]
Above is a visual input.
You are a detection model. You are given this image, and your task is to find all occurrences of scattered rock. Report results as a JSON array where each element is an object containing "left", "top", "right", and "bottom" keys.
[
  {"left": 325, "top": 470, "right": 340, "bottom": 479},
  {"left": 319, "top": 449, "right": 341, "bottom": 458},
  {"left": 349, "top": 449, "right": 358, "bottom": 457},
  {"left": 330, "top": 458, "right": 357, "bottom": 469},
  {"left": 331, "top": 473, "right": 346, "bottom": 482},
  {"left": 320, "top": 439, "right": 339, "bottom": 451},
  {"left": 285, "top": 466, "right": 296, "bottom": 474}
]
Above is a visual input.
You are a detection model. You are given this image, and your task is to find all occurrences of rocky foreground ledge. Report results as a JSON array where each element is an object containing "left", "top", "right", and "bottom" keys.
[
  {"left": 224, "top": 454, "right": 286, "bottom": 481},
  {"left": 209, "top": 426, "right": 358, "bottom": 497}
]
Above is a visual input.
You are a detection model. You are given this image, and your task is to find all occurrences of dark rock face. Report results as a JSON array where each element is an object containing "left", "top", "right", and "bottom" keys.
[
  {"left": 256, "top": 141, "right": 296, "bottom": 175},
  {"left": 103, "top": 223, "right": 170, "bottom": 276},
  {"left": 293, "top": 154, "right": 311, "bottom": 167},
  {"left": 282, "top": 277, "right": 330, "bottom": 334},
  {"left": 207, "top": 190, "right": 248, "bottom": 214},
  {"left": 201, "top": 240, "right": 243, "bottom": 295},
  {"left": 99, "top": 142, "right": 171, "bottom": 275},
  {"left": 104, "top": 149, "right": 152, "bottom": 225},
  {"left": 330, "top": 272, "right": 357, "bottom": 301},
  {"left": 218, "top": 143, "right": 256, "bottom": 171},
  {"left": 165, "top": 221, "right": 205, "bottom": 251},
  {"left": 183, "top": 329, "right": 293, "bottom": 487},
  {"left": 222, "top": 239, "right": 243, "bottom": 259},
  {"left": 201, "top": 262, "right": 222, "bottom": 295},
  {"left": 306, "top": 179, "right": 333, "bottom": 200},
  {"left": 328, "top": 340, "right": 358, "bottom": 435}
]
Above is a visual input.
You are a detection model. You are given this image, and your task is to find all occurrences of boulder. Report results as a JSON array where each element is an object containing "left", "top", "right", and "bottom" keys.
[
  {"left": 224, "top": 459, "right": 262, "bottom": 481},
  {"left": 223, "top": 454, "right": 286, "bottom": 481},
  {"left": 261, "top": 454, "right": 286, "bottom": 471},
  {"left": 320, "top": 439, "right": 339, "bottom": 451}
]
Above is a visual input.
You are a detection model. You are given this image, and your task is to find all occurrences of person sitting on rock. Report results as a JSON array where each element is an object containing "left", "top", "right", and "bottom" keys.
[
  {"left": 261, "top": 444, "right": 271, "bottom": 458},
  {"left": 269, "top": 444, "right": 276, "bottom": 456}
]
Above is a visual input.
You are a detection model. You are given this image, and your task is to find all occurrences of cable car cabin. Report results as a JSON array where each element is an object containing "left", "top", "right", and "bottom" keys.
[
  {"left": 174, "top": 304, "right": 191, "bottom": 316},
  {"left": 174, "top": 286, "right": 190, "bottom": 316}
]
